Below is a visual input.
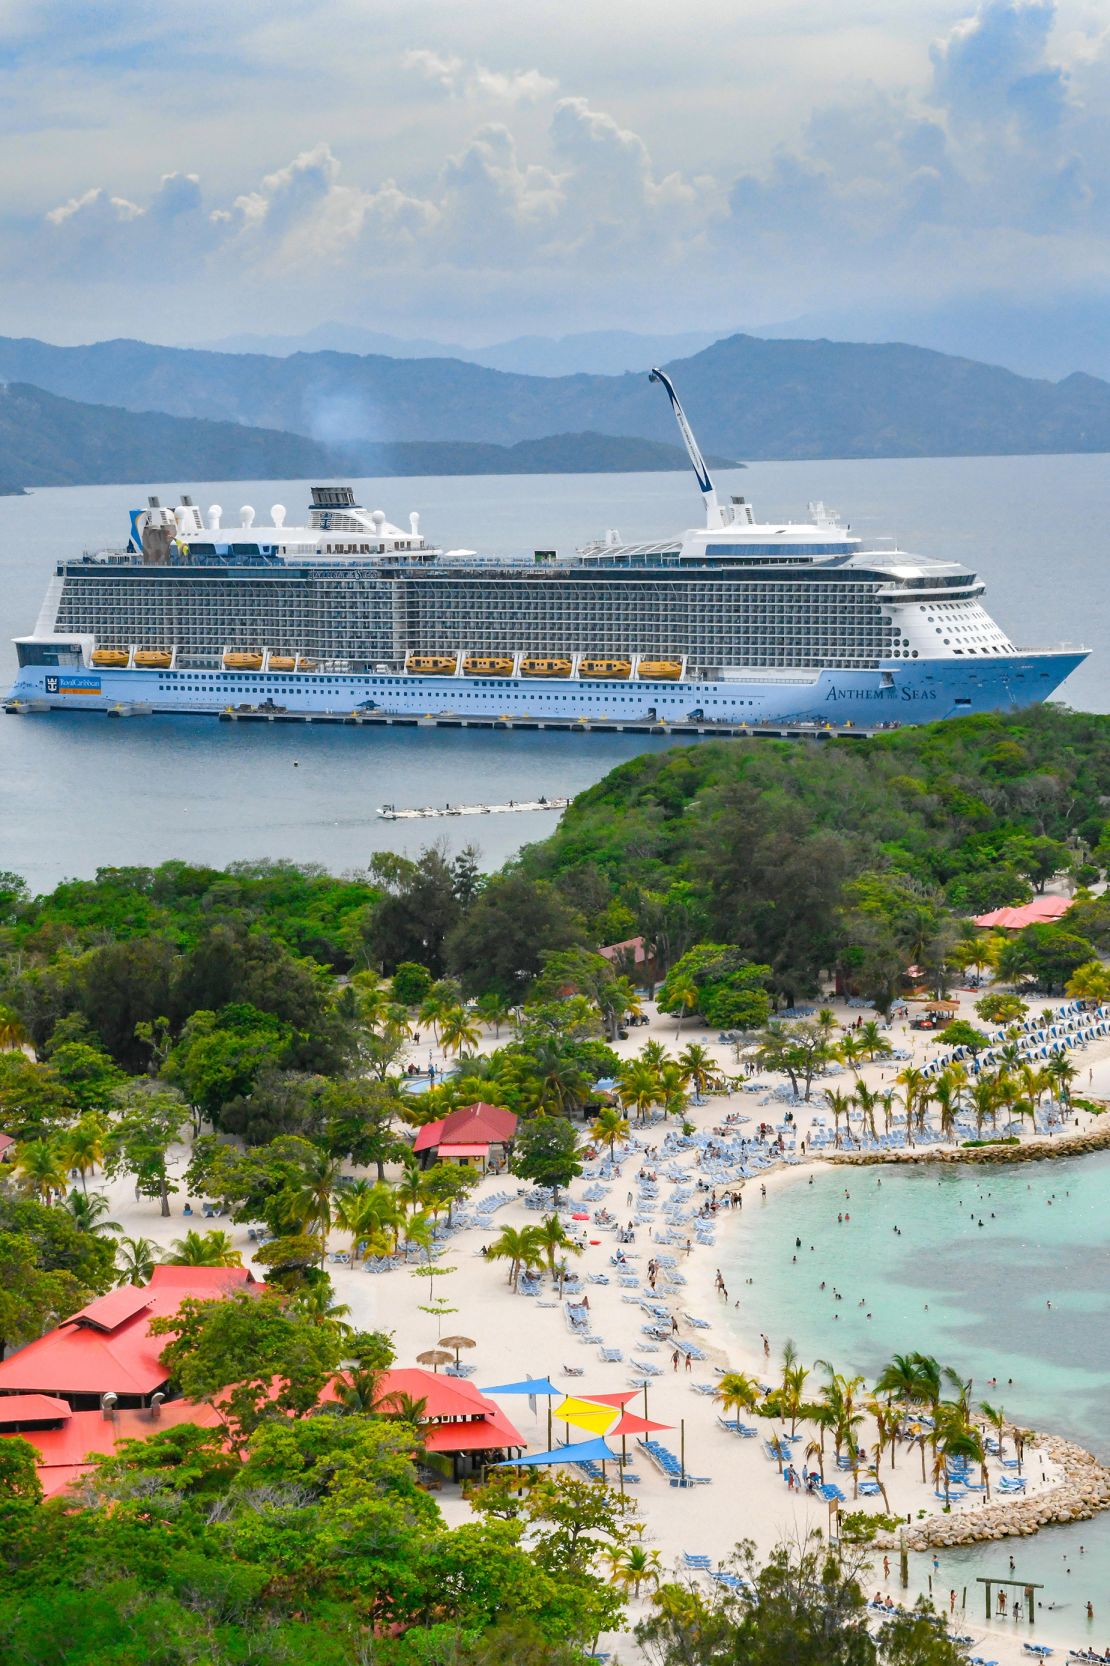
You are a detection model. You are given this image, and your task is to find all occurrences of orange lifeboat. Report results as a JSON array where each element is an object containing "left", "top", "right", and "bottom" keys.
[
  {"left": 91, "top": 648, "right": 129, "bottom": 668},
  {"left": 462, "top": 654, "right": 514, "bottom": 677},
  {"left": 407, "top": 653, "right": 458, "bottom": 675},
  {"left": 268, "top": 655, "right": 296, "bottom": 671},
  {"left": 637, "top": 658, "right": 683, "bottom": 681},
  {"left": 133, "top": 648, "right": 172, "bottom": 669},
  {"left": 223, "top": 651, "right": 263, "bottom": 671},
  {"left": 578, "top": 658, "right": 632, "bottom": 680},
  {"left": 521, "top": 656, "right": 572, "bottom": 678}
]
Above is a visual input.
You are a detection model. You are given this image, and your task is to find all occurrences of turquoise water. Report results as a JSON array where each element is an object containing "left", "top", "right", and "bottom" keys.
[{"left": 721, "top": 1156, "right": 1110, "bottom": 1645}]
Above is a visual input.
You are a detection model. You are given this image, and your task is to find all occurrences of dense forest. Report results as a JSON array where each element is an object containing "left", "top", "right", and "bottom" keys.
[
  {"left": 0, "top": 708, "right": 1103, "bottom": 1663},
  {"left": 516, "top": 706, "right": 1110, "bottom": 1003}
]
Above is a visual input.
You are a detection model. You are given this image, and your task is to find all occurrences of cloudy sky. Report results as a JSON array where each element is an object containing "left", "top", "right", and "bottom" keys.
[{"left": 3, "top": 0, "right": 1110, "bottom": 346}]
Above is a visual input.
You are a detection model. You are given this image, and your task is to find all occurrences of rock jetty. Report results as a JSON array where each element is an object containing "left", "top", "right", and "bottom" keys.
[
  {"left": 827, "top": 1120, "right": 1110, "bottom": 1169},
  {"left": 873, "top": 1435, "right": 1110, "bottom": 1551}
]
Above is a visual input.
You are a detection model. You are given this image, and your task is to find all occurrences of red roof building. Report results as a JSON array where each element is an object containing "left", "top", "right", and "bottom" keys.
[
  {"left": 0, "top": 1394, "right": 224, "bottom": 1498},
  {"left": 598, "top": 935, "right": 658, "bottom": 982},
  {"left": 1, "top": 1362, "right": 522, "bottom": 1498},
  {"left": 412, "top": 1102, "right": 517, "bottom": 1169},
  {"left": 0, "top": 1264, "right": 254, "bottom": 1409},
  {"left": 973, "top": 896, "right": 1074, "bottom": 929}
]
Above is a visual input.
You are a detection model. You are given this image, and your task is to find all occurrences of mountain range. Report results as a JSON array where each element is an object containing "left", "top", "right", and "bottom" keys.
[
  {"left": 3, "top": 331, "right": 1110, "bottom": 462},
  {"left": 193, "top": 324, "right": 725, "bottom": 377},
  {"left": 4, "top": 327, "right": 1110, "bottom": 491},
  {"left": 0, "top": 384, "right": 715, "bottom": 490}
]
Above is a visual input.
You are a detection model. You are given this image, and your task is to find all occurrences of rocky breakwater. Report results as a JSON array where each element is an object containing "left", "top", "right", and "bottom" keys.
[
  {"left": 826, "top": 1120, "right": 1110, "bottom": 1170},
  {"left": 873, "top": 1436, "right": 1110, "bottom": 1552}
]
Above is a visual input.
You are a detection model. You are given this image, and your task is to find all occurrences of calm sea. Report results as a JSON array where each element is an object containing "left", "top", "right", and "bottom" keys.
[
  {"left": 721, "top": 1155, "right": 1110, "bottom": 1646},
  {"left": 0, "top": 454, "right": 1106, "bottom": 891}
]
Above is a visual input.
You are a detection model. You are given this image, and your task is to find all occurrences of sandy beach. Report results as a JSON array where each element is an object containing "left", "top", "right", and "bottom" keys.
[{"left": 89, "top": 984, "right": 1110, "bottom": 1666}]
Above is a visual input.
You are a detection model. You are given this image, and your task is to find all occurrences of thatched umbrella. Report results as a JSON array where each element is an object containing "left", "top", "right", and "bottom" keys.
[
  {"left": 440, "top": 1334, "right": 476, "bottom": 1367},
  {"left": 417, "top": 1348, "right": 453, "bottom": 1374}
]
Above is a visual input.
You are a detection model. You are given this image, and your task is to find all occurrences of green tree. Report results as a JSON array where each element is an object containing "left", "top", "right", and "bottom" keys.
[
  {"left": 589, "top": 1104, "right": 630, "bottom": 1160},
  {"left": 104, "top": 1082, "right": 188, "bottom": 1216},
  {"left": 392, "top": 961, "right": 434, "bottom": 1006},
  {"left": 485, "top": 1222, "right": 544, "bottom": 1290},
  {"left": 657, "top": 944, "right": 773, "bottom": 1031},
  {"left": 165, "top": 1228, "right": 242, "bottom": 1266},
  {"left": 510, "top": 1114, "right": 582, "bottom": 1203},
  {"left": 150, "top": 1288, "right": 346, "bottom": 1442}
]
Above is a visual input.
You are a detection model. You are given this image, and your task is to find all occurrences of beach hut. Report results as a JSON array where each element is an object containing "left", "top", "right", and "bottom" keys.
[{"left": 412, "top": 1103, "right": 517, "bottom": 1171}]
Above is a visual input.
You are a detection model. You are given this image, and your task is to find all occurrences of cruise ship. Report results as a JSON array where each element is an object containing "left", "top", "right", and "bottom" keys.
[{"left": 7, "top": 371, "right": 1087, "bottom": 728}]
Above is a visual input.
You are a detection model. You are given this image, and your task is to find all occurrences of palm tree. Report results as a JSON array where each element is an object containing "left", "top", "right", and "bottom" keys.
[
  {"left": 293, "top": 1282, "right": 352, "bottom": 1332},
  {"left": 64, "top": 1113, "right": 108, "bottom": 1194},
  {"left": 715, "top": 1369, "right": 761, "bottom": 1431},
  {"left": 678, "top": 1043, "right": 714, "bottom": 1103},
  {"left": 333, "top": 1180, "right": 399, "bottom": 1261},
  {"left": 116, "top": 1235, "right": 157, "bottom": 1287},
  {"left": 605, "top": 1543, "right": 661, "bottom": 1598},
  {"left": 0, "top": 1005, "right": 28, "bottom": 1053},
  {"left": 835, "top": 1033, "right": 865, "bottom": 1077},
  {"left": 165, "top": 1228, "right": 242, "bottom": 1266},
  {"left": 282, "top": 1150, "right": 345, "bottom": 1261},
  {"left": 657, "top": 1060, "right": 689, "bottom": 1124},
  {"left": 858, "top": 1020, "right": 886, "bottom": 1060},
  {"left": 589, "top": 1105, "right": 630, "bottom": 1161},
  {"left": 824, "top": 1087, "right": 853, "bottom": 1149},
  {"left": 854, "top": 1080, "right": 880, "bottom": 1142},
  {"left": 486, "top": 1223, "right": 543, "bottom": 1290},
  {"left": 640, "top": 1039, "right": 671, "bottom": 1070},
  {"left": 1046, "top": 1052, "right": 1076, "bottom": 1105},
  {"left": 665, "top": 974, "right": 699, "bottom": 1037},
  {"left": 979, "top": 1399, "right": 1007, "bottom": 1461},
  {"left": 895, "top": 1066, "right": 927, "bottom": 1142},
  {"left": 474, "top": 991, "right": 511, "bottom": 1037},
  {"left": 14, "top": 1137, "right": 67, "bottom": 1202},
  {"left": 64, "top": 1188, "right": 121, "bottom": 1237},
  {"left": 394, "top": 1161, "right": 428, "bottom": 1217},
  {"left": 418, "top": 981, "right": 460, "bottom": 1042},
  {"left": 618, "top": 1059, "right": 660, "bottom": 1125},
  {"left": 535, "top": 1214, "right": 583, "bottom": 1281},
  {"left": 930, "top": 1069, "right": 960, "bottom": 1142},
  {"left": 439, "top": 1005, "right": 480, "bottom": 1057}
]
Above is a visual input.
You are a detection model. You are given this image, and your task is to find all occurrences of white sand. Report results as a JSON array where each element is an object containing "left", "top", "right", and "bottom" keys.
[{"left": 88, "top": 985, "right": 1110, "bottom": 1666}]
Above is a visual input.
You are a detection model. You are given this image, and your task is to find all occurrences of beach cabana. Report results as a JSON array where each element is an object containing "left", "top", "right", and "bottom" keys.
[{"left": 412, "top": 1103, "right": 517, "bottom": 1170}]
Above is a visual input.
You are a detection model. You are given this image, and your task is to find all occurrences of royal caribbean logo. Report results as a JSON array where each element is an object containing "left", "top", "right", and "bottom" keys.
[{"left": 45, "top": 674, "right": 101, "bottom": 695}]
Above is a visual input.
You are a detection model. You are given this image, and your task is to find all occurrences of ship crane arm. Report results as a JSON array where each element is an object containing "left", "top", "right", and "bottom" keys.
[{"left": 649, "top": 367, "right": 722, "bottom": 527}]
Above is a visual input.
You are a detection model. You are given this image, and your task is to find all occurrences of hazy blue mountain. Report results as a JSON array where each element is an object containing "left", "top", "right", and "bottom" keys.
[
  {"left": 0, "top": 383, "right": 341, "bottom": 487},
  {"left": 196, "top": 323, "right": 728, "bottom": 375},
  {"left": 755, "top": 294, "right": 1110, "bottom": 383},
  {"left": 356, "top": 431, "right": 736, "bottom": 475},
  {"left": 2, "top": 332, "right": 1110, "bottom": 461},
  {"left": 0, "top": 383, "right": 715, "bottom": 489}
]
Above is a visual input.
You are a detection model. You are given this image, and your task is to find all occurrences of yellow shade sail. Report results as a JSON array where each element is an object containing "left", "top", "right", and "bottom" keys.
[{"left": 553, "top": 1396, "right": 620, "bottom": 1435}]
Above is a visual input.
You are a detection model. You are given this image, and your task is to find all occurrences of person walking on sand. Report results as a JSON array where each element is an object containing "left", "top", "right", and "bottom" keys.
[{"left": 672, "top": 1349, "right": 680, "bottom": 1371}]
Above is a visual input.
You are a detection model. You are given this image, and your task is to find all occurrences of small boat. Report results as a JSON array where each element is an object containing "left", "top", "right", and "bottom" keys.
[
  {"left": 579, "top": 658, "right": 632, "bottom": 680},
  {"left": 268, "top": 654, "right": 296, "bottom": 671},
  {"left": 462, "top": 654, "right": 514, "bottom": 677},
  {"left": 133, "top": 648, "right": 172, "bottom": 669},
  {"left": 521, "top": 656, "right": 572, "bottom": 678},
  {"left": 91, "top": 648, "right": 129, "bottom": 668},
  {"left": 407, "top": 653, "right": 458, "bottom": 675},
  {"left": 224, "top": 651, "right": 264, "bottom": 671},
  {"left": 638, "top": 658, "right": 683, "bottom": 681}
]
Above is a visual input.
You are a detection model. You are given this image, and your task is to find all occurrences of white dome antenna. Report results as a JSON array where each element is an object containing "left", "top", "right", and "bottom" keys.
[
  {"left": 208, "top": 504, "right": 222, "bottom": 530},
  {"left": 240, "top": 505, "right": 255, "bottom": 529},
  {"left": 271, "top": 504, "right": 286, "bottom": 528}
]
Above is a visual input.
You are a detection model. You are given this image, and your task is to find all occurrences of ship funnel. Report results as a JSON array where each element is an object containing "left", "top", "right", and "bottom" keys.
[
  {"left": 240, "top": 505, "right": 255, "bottom": 529},
  {"left": 208, "top": 505, "right": 222, "bottom": 530},
  {"left": 148, "top": 496, "right": 161, "bottom": 509},
  {"left": 271, "top": 504, "right": 286, "bottom": 528}
]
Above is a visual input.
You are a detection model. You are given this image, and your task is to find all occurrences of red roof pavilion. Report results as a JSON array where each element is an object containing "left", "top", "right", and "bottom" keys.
[
  {"left": 973, "top": 896, "right": 1073, "bottom": 929},
  {"left": 412, "top": 1102, "right": 517, "bottom": 1165},
  {"left": 0, "top": 1264, "right": 254, "bottom": 1408}
]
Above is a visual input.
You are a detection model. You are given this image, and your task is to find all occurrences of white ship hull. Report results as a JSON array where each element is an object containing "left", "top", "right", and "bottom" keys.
[{"left": 7, "top": 651, "right": 1087, "bottom": 727}]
